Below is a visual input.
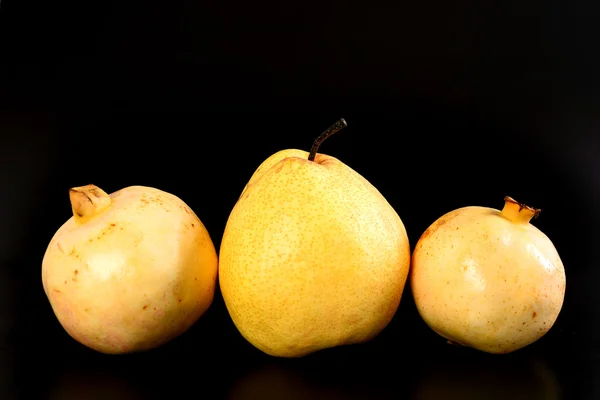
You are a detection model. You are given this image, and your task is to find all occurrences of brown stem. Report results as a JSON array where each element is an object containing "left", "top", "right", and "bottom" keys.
[{"left": 308, "top": 118, "right": 348, "bottom": 162}]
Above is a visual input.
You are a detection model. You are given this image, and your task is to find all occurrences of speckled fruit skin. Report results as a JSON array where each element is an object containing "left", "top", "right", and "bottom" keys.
[
  {"left": 410, "top": 198, "right": 566, "bottom": 354},
  {"left": 42, "top": 185, "right": 218, "bottom": 354},
  {"left": 219, "top": 149, "right": 411, "bottom": 358}
]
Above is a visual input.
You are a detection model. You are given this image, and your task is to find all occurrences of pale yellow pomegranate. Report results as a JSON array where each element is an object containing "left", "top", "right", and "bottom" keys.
[
  {"left": 42, "top": 184, "right": 218, "bottom": 354},
  {"left": 410, "top": 196, "right": 566, "bottom": 354}
]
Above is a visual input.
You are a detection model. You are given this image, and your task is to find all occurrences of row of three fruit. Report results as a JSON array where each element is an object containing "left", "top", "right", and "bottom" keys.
[{"left": 42, "top": 119, "right": 565, "bottom": 356}]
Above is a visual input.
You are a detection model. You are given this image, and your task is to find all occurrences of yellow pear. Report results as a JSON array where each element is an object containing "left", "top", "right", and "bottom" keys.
[
  {"left": 42, "top": 184, "right": 218, "bottom": 354},
  {"left": 410, "top": 196, "right": 566, "bottom": 354},
  {"left": 219, "top": 119, "right": 411, "bottom": 358}
]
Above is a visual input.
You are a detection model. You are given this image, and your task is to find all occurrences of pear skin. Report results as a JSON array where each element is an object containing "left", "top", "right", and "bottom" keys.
[{"left": 219, "top": 121, "right": 411, "bottom": 358}]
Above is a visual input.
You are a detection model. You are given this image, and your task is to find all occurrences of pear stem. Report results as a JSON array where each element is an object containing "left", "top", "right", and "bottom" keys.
[
  {"left": 500, "top": 196, "right": 541, "bottom": 224},
  {"left": 69, "top": 184, "right": 112, "bottom": 224},
  {"left": 308, "top": 118, "right": 348, "bottom": 162}
]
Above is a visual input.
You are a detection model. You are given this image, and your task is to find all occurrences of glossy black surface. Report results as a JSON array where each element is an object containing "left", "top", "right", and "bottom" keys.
[{"left": 1, "top": 1, "right": 599, "bottom": 399}]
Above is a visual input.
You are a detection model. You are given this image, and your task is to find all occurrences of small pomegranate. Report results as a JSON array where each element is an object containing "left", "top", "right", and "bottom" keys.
[
  {"left": 42, "top": 184, "right": 218, "bottom": 354},
  {"left": 410, "top": 196, "right": 566, "bottom": 354}
]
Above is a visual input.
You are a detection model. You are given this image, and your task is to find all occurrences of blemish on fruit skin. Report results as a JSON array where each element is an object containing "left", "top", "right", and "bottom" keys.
[
  {"left": 57, "top": 242, "right": 64, "bottom": 252},
  {"left": 142, "top": 305, "right": 149, "bottom": 310},
  {"left": 532, "top": 311, "right": 537, "bottom": 319},
  {"left": 420, "top": 212, "right": 459, "bottom": 241},
  {"left": 52, "top": 289, "right": 61, "bottom": 294}
]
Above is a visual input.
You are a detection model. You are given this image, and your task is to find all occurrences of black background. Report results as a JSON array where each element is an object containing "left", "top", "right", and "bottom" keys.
[{"left": 1, "top": 1, "right": 600, "bottom": 399}]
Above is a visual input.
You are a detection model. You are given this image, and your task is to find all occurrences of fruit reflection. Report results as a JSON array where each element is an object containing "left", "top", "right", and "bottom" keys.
[
  {"left": 47, "top": 369, "right": 144, "bottom": 400},
  {"left": 413, "top": 354, "right": 560, "bottom": 400},
  {"left": 228, "top": 360, "right": 397, "bottom": 400}
]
